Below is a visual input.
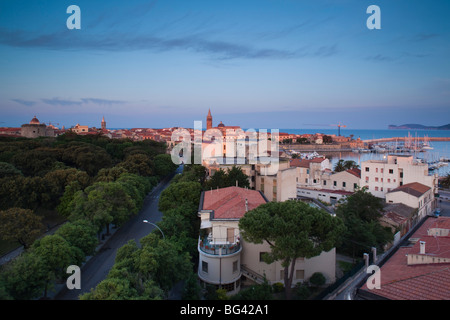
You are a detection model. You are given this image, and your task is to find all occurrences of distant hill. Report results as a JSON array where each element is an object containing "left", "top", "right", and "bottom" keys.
[{"left": 388, "top": 124, "right": 450, "bottom": 130}]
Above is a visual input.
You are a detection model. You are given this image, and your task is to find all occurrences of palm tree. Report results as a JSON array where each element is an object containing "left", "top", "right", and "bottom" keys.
[
  {"left": 334, "top": 160, "right": 346, "bottom": 172},
  {"left": 334, "top": 160, "right": 359, "bottom": 172},
  {"left": 343, "top": 160, "right": 360, "bottom": 170}
]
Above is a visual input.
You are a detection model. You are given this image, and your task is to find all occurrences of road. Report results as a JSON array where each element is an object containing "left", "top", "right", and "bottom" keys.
[{"left": 55, "top": 165, "right": 183, "bottom": 300}]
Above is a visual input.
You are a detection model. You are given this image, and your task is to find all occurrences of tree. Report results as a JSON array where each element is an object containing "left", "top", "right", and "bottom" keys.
[
  {"left": 118, "top": 153, "right": 154, "bottom": 177},
  {"left": 206, "top": 166, "right": 250, "bottom": 190},
  {"left": 0, "top": 208, "right": 45, "bottom": 249},
  {"left": 334, "top": 159, "right": 360, "bottom": 172},
  {"left": 336, "top": 188, "right": 393, "bottom": 258},
  {"left": 225, "top": 166, "right": 250, "bottom": 189},
  {"left": 158, "top": 181, "right": 202, "bottom": 213},
  {"left": 68, "top": 181, "right": 137, "bottom": 236},
  {"left": 0, "top": 161, "right": 22, "bottom": 178},
  {"left": 0, "top": 251, "right": 47, "bottom": 300},
  {"left": 138, "top": 234, "right": 192, "bottom": 292},
  {"left": 441, "top": 173, "right": 450, "bottom": 189},
  {"left": 153, "top": 154, "right": 178, "bottom": 178},
  {"left": 55, "top": 220, "right": 98, "bottom": 256},
  {"left": 31, "top": 234, "right": 84, "bottom": 298},
  {"left": 238, "top": 200, "right": 345, "bottom": 299}
]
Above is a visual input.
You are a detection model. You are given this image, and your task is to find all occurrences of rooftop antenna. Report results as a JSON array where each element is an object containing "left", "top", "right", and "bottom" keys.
[{"left": 245, "top": 199, "right": 248, "bottom": 212}]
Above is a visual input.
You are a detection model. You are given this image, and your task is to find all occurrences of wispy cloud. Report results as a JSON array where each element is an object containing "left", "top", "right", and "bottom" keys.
[
  {"left": 37, "top": 97, "right": 126, "bottom": 107},
  {"left": 81, "top": 98, "right": 125, "bottom": 105},
  {"left": 412, "top": 33, "right": 439, "bottom": 42},
  {"left": 11, "top": 99, "right": 36, "bottom": 107},
  {"left": 0, "top": 25, "right": 337, "bottom": 61},
  {"left": 41, "top": 98, "right": 83, "bottom": 106}
]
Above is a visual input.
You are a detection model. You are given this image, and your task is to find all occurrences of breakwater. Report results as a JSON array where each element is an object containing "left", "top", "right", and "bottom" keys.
[{"left": 363, "top": 137, "right": 450, "bottom": 143}]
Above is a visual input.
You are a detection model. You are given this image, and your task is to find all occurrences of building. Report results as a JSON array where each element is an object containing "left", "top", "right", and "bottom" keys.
[
  {"left": 101, "top": 116, "right": 106, "bottom": 130},
  {"left": 380, "top": 202, "right": 416, "bottom": 238},
  {"left": 360, "top": 154, "right": 437, "bottom": 199},
  {"left": 197, "top": 186, "right": 337, "bottom": 295},
  {"left": 357, "top": 216, "right": 450, "bottom": 300},
  {"left": 21, "top": 116, "right": 55, "bottom": 138},
  {"left": 385, "top": 182, "right": 435, "bottom": 222}
]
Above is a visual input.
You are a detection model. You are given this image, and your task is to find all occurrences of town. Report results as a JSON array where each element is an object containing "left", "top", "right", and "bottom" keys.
[{"left": 0, "top": 110, "right": 449, "bottom": 301}]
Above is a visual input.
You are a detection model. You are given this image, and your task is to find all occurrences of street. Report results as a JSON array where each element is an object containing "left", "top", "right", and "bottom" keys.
[{"left": 55, "top": 165, "right": 183, "bottom": 300}]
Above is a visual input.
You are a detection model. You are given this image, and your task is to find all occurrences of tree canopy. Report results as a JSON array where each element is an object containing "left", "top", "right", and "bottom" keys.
[
  {"left": 336, "top": 188, "right": 394, "bottom": 258},
  {"left": 239, "top": 200, "right": 345, "bottom": 299}
]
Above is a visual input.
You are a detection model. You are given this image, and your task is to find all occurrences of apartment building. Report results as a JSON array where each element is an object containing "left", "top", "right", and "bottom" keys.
[
  {"left": 360, "top": 154, "right": 437, "bottom": 199},
  {"left": 197, "top": 186, "right": 336, "bottom": 295}
]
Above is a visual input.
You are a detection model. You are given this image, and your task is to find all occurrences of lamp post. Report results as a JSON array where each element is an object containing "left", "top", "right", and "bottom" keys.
[{"left": 142, "top": 220, "right": 165, "bottom": 239}]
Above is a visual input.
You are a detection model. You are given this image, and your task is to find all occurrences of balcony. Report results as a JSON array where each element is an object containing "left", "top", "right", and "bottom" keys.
[{"left": 198, "top": 236, "right": 242, "bottom": 256}]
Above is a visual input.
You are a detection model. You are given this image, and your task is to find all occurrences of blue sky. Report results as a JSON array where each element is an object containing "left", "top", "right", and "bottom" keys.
[{"left": 0, "top": 0, "right": 449, "bottom": 130}]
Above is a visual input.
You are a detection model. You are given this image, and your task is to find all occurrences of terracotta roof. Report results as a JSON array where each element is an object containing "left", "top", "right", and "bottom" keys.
[
  {"left": 346, "top": 168, "right": 361, "bottom": 178},
  {"left": 290, "top": 157, "right": 326, "bottom": 168},
  {"left": 359, "top": 217, "right": 450, "bottom": 300},
  {"left": 202, "top": 186, "right": 267, "bottom": 219},
  {"left": 388, "top": 182, "right": 431, "bottom": 198}
]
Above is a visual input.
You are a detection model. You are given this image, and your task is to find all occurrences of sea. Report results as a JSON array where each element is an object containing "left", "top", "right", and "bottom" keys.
[{"left": 279, "top": 128, "right": 450, "bottom": 177}]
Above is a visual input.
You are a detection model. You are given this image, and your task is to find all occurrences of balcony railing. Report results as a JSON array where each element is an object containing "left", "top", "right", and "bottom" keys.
[{"left": 198, "top": 236, "right": 241, "bottom": 256}]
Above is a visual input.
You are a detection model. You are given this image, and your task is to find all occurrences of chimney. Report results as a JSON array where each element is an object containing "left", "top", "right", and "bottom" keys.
[
  {"left": 245, "top": 199, "right": 248, "bottom": 212},
  {"left": 420, "top": 241, "right": 426, "bottom": 254},
  {"left": 236, "top": 180, "right": 238, "bottom": 187}
]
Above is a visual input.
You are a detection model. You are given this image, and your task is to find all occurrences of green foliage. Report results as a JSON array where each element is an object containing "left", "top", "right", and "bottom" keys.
[
  {"left": 0, "top": 208, "right": 44, "bottom": 249},
  {"left": 0, "top": 161, "right": 22, "bottom": 178},
  {"left": 55, "top": 220, "right": 98, "bottom": 256},
  {"left": 231, "top": 280, "right": 274, "bottom": 300},
  {"left": 239, "top": 200, "right": 345, "bottom": 299},
  {"left": 205, "top": 166, "right": 250, "bottom": 190},
  {"left": 182, "top": 272, "right": 202, "bottom": 300},
  {"left": 0, "top": 251, "right": 47, "bottom": 300},
  {"left": 158, "top": 181, "right": 202, "bottom": 213},
  {"left": 294, "top": 283, "right": 311, "bottom": 300},
  {"left": 82, "top": 234, "right": 191, "bottom": 300},
  {"left": 272, "top": 282, "right": 284, "bottom": 293},
  {"left": 334, "top": 159, "right": 360, "bottom": 173},
  {"left": 336, "top": 188, "right": 393, "bottom": 257},
  {"left": 309, "top": 272, "right": 326, "bottom": 287},
  {"left": 153, "top": 153, "right": 178, "bottom": 178},
  {"left": 0, "top": 135, "right": 171, "bottom": 300}
]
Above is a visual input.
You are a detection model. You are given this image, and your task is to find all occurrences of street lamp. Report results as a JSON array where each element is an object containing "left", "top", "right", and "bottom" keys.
[{"left": 142, "top": 220, "right": 165, "bottom": 239}]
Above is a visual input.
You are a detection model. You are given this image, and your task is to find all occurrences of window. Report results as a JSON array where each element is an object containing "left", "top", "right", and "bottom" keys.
[
  {"left": 202, "top": 261, "right": 208, "bottom": 273},
  {"left": 333, "top": 181, "right": 337, "bottom": 186},
  {"left": 323, "top": 180, "right": 327, "bottom": 186},
  {"left": 233, "top": 260, "right": 238, "bottom": 273},
  {"left": 375, "top": 187, "right": 379, "bottom": 191},
  {"left": 389, "top": 169, "right": 394, "bottom": 174},
  {"left": 295, "top": 270, "right": 305, "bottom": 280},
  {"left": 354, "top": 183, "right": 358, "bottom": 189},
  {"left": 365, "top": 167, "right": 370, "bottom": 172},
  {"left": 376, "top": 168, "right": 378, "bottom": 173},
  {"left": 388, "top": 178, "right": 390, "bottom": 183},
  {"left": 260, "top": 252, "right": 268, "bottom": 262},
  {"left": 375, "top": 177, "right": 379, "bottom": 182},
  {"left": 342, "top": 182, "right": 346, "bottom": 188}
]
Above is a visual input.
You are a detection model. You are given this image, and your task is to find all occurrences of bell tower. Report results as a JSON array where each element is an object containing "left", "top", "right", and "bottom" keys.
[
  {"left": 101, "top": 116, "right": 106, "bottom": 130},
  {"left": 206, "top": 109, "right": 212, "bottom": 130}
]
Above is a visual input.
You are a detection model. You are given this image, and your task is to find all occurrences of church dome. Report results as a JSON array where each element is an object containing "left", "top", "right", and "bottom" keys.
[
  {"left": 217, "top": 121, "right": 225, "bottom": 127},
  {"left": 29, "top": 116, "right": 40, "bottom": 124}
]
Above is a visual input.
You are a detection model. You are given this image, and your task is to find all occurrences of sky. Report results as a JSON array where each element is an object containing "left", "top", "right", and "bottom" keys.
[{"left": 0, "top": 0, "right": 449, "bottom": 130}]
